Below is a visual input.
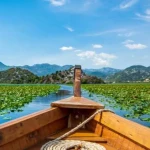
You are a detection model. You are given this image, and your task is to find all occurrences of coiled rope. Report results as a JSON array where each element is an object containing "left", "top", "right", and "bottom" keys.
[{"left": 41, "top": 109, "right": 113, "bottom": 150}]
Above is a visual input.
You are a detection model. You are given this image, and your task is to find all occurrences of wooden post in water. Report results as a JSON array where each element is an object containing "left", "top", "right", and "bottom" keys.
[{"left": 74, "top": 65, "right": 81, "bottom": 97}]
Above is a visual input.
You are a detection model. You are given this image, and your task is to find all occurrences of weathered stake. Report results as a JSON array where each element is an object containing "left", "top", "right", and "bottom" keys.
[{"left": 74, "top": 65, "right": 81, "bottom": 97}]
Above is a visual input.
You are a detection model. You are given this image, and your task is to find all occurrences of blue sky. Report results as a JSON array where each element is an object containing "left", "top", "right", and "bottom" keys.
[{"left": 0, "top": 0, "right": 150, "bottom": 69}]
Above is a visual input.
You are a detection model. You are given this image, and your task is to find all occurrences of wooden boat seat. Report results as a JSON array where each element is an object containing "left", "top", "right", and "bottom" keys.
[
  {"left": 27, "top": 128, "right": 116, "bottom": 150},
  {"left": 47, "top": 128, "right": 107, "bottom": 143}
]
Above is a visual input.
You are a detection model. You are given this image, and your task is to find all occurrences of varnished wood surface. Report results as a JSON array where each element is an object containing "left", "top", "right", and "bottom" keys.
[
  {"left": 74, "top": 67, "right": 81, "bottom": 97},
  {"left": 27, "top": 128, "right": 116, "bottom": 150},
  {"left": 0, "top": 108, "right": 69, "bottom": 147},
  {"left": 0, "top": 117, "right": 68, "bottom": 150},
  {"left": 92, "top": 111, "right": 150, "bottom": 149},
  {"left": 101, "top": 127, "right": 147, "bottom": 150},
  {"left": 51, "top": 96, "right": 104, "bottom": 109},
  {"left": 47, "top": 128, "right": 107, "bottom": 142}
]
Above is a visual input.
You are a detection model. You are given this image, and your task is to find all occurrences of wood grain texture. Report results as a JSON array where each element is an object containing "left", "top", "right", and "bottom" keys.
[
  {"left": 100, "top": 143, "right": 116, "bottom": 150},
  {"left": 92, "top": 111, "right": 150, "bottom": 149},
  {"left": 74, "top": 68, "right": 81, "bottom": 97},
  {"left": 102, "top": 127, "right": 147, "bottom": 150},
  {"left": 0, "top": 117, "right": 68, "bottom": 150},
  {"left": 47, "top": 128, "right": 107, "bottom": 142},
  {"left": 86, "top": 119, "right": 103, "bottom": 136},
  {"left": 0, "top": 107, "right": 69, "bottom": 146},
  {"left": 51, "top": 96, "right": 104, "bottom": 109}
]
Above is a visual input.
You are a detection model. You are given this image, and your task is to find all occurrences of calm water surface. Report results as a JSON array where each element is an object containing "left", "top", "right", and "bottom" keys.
[{"left": 0, "top": 85, "right": 150, "bottom": 127}]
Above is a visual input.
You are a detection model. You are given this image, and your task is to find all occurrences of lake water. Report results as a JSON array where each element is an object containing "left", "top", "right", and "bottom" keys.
[{"left": 0, "top": 85, "right": 150, "bottom": 127}]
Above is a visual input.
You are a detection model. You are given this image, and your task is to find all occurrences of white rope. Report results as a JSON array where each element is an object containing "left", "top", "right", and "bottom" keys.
[
  {"left": 41, "top": 109, "right": 113, "bottom": 150},
  {"left": 41, "top": 140, "right": 106, "bottom": 150}
]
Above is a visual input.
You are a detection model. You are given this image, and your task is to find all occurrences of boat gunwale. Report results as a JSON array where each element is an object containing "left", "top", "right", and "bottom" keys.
[{"left": 0, "top": 107, "right": 70, "bottom": 146}]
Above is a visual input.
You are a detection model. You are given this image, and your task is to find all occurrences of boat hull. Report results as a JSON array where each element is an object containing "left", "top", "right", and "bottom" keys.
[{"left": 0, "top": 107, "right": 150, "bottom": 150}]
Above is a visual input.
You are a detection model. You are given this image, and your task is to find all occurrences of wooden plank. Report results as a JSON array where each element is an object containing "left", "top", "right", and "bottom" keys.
[
  {"left": 0, "top": 117, "right": 68, "bottom": 150},
  {"left": 47, "top": 128, "right": 107, "bottom": 143},
  {"left": 0, "top": 143, "right": 13, "bottom": 150},
  {"left": 100, "top": 143, "right": 116, "bottom": 150},
  {"left": 51, "top": 96, "right": 104, "bottom": 109},
  {"left": 74, "top": 65, "right": 81, "bottom": 97},
  {"left": 95, "top": 122, "right": 103, "bottom": 136},
  {"left": 93, "top": 111, "right": 150, "bottom": 149},
  {"left": 20, "top": 117, "right": 67, "bottom": 150},
  {"left": 86, "top": 119, "right": 98, "bottom": 133},
  {"left": 0, "top": 107, "right": 69, "bottom": 146},
  {"left": 11, "top": 139, "right": 22, "bottom": 150},
  {"left": 60, "top": 136, "right": 107, "bottom": 142},
  {"left": 112, "top": 131, "right": 124, "bottom": 149},
  {"left": 102, "top": 127, "right": 147, "bottom": 150},
  {"left": 48, "top": 129, "right": 99, "bottom": 138}
]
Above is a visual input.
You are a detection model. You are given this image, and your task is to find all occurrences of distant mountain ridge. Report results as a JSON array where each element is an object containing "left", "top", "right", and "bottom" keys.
[
  {"left": 21, "top": 64, "right": 73, "bottom": 76},
  {"left": 0, "top": 62, "right": 150, "bottom": 82},
  {"left": 83, "top": 67, "right": 121, "bottom": 79},
  {"left": 107, "top": 65, "right": 150, "bottom": 82},
  {"left": 0, "top": 62, "right": 10, "bottom": 71},
  {"left": 0, "top": 62, "right": 121, "bottom": 78},
  {"left": 0, "top": 62, "right": 73, "bottom": 76},
  {"left": 0, "top": 67, "right": 104, "bottom": 84}
]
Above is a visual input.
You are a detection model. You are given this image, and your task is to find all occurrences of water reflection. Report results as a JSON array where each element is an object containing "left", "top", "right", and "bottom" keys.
[
  {"left": 0, "top": 85, "right": 72, "bottom": 124},
  {"left": 56, "top": 90, "right": 71, "bottom": 96}
]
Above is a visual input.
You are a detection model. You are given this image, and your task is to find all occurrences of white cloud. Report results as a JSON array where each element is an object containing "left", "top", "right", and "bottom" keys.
[
  {"left": 125, "top": 44, "right": 147, "bottom": 49},
  {"left": 77, "top": 51, "right": 95, "bottom": 59},
  {"left": 123, "top": 40, "right": 147, "bottom": 49},
  {"left": 136, "top": 11, "right": 150, "bottom": 22},
  {"left": 65, "top": 26, "right": 74, "bottom": 32},
  {"left": 48, "top": 0, "right": 66, "bottom": 6},
  {"left": 99, "top": 53, "right": 116, "bottom": 59},
  {"left": 119, "top": 0, "right": 138, "bottom": 9},
  {"left": 77, "top": 51, "right": 116, "bottom": 66},
  {"left": 92, "top": 44, "right": 103, "bottom": 49},
  {"left": 93, "top": 57, "right": 109, "bottom": 66},
  {"left": 60, "top": 46, "right": 74, "bottom": 51}
]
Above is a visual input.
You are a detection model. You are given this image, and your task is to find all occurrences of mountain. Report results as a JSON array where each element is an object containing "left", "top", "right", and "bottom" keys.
[
  {"left": 107, "top": 65, "right": 150, "bottom": 83},
  {"left": 0, "top": 67, "right": 104, "bottom": 84},
  {"left": 83, "top": 67, "right": 121, "bottom": 79},
  {"left": 21, "top": 64, "right": 73, "bottom": 76},
  {"left": 0, "top": 62, "right": 120, "bottom": 78},
  {"left": 0, "top": 62, "right": 73, "bottom": 76},
  {"left": 0, "top": 68, "right": 39, "bottom": 84},
  {"left": 0, "top": 62, "right": 10, "bottom": 71},
  {"left": 40, "top": 67, "right": 105, "bottom": 84}
]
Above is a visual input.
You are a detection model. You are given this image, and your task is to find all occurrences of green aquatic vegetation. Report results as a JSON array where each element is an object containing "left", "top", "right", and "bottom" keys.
[
  {"left": 0, "top": 84, "right": 60, "bottom": 114},
  {"left": 82, "top": 84, "right": 150, "bottom": 121}
]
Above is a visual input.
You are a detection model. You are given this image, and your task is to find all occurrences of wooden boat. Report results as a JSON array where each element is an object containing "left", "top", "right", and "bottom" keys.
[{"left": 0, "top": 65, "right": 150, "bottom": 150}]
